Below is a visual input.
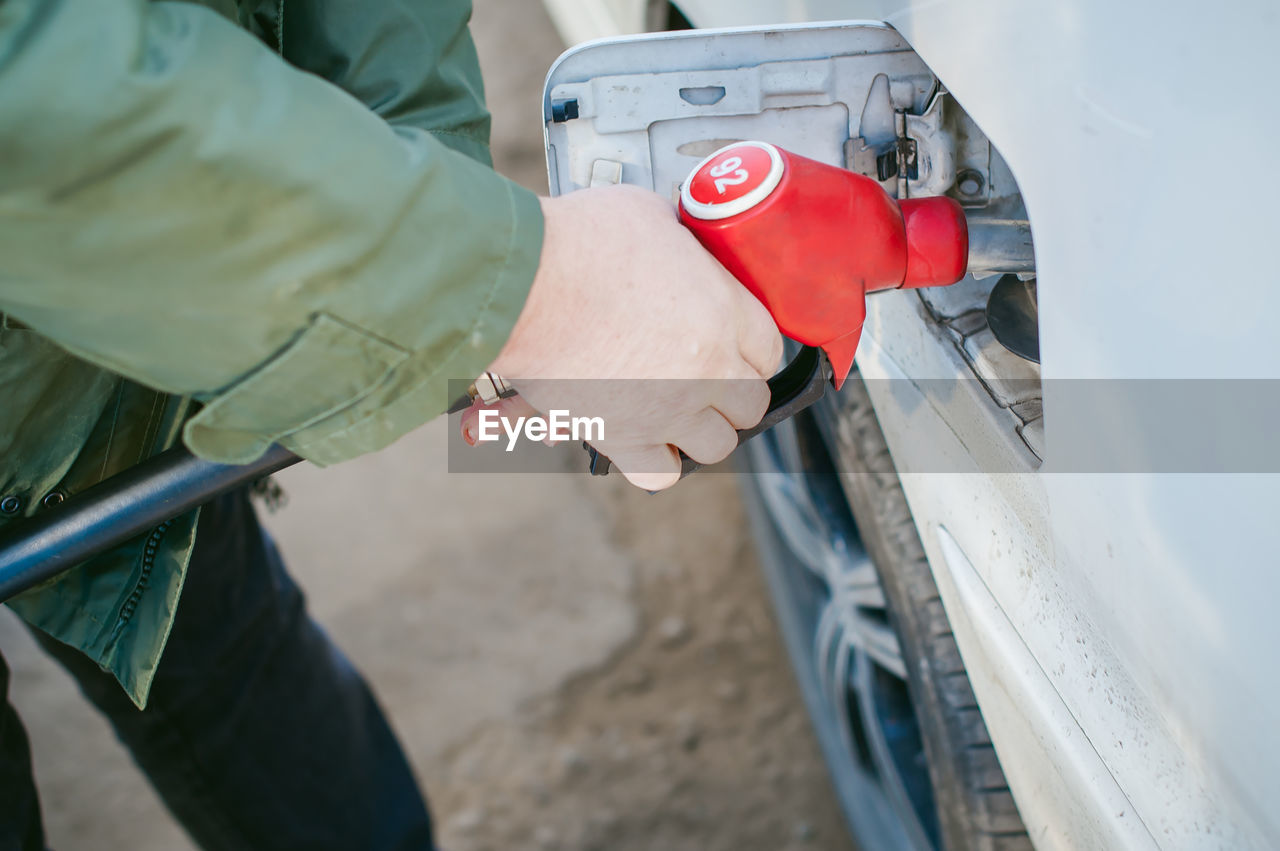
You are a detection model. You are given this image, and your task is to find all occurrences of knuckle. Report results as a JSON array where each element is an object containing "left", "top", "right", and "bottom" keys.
[{"left": 709, "top": 347, "right": 741, "bottom": 377}]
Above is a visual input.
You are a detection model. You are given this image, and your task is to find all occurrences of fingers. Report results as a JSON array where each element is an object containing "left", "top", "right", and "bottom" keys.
[
  {"left": 612, "top": 406, "right": 738, "bottom": 491},
  {"left": 732, "top": 285, "right": 785, "bottom": 380},
  {"left": 610, "top": 444, "right": 682, "bottom": 491},
  {"left": 708, "top": 365, "right": 772, "bottom": 431},
  {"left": 667, "top": 407, "right": 739, "bottom": 466}
]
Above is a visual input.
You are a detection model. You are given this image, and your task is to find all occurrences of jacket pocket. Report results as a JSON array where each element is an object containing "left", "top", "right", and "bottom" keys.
[{"left": 183, "top": 313, "right": 408, "bottom": 464}]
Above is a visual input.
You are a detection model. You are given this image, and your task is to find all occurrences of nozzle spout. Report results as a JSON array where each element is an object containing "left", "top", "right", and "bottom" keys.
[{"left": 899, "top": 197, "right": 969, "bottom": 288}]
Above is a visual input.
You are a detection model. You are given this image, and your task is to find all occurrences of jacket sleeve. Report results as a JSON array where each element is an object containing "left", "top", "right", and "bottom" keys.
[
  {"left": 270, "top": 0, "right": 496, "bottom": 162},
  {"left": 0, "top": 0, "right": 544, "bottom": 466}
]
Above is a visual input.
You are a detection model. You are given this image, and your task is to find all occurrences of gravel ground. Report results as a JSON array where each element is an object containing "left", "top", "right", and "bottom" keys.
[
  {"left": 426, "top": 470, "right": 856, "bottom": 851},
  {"left": 0, "top": 3, "right": 855, "bottom": 849}
]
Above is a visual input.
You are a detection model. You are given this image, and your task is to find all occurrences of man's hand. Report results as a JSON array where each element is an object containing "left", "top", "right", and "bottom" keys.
[{"left": 461, "top": 184, "right": 783, "bottom": 490}]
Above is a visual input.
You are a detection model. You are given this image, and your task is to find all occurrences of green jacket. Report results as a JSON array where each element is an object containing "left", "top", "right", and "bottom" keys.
[{"left": 0, "top": 0, "right": 543, "bottom": 707}]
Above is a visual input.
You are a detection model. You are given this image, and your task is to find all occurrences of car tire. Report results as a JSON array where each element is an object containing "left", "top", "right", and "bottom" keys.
[
  {"left": 830, "top": 376, "right": 1032, "bottom": 851},
  {"left": 739, "top": 370, "right": 1033, "bottom": 851}
]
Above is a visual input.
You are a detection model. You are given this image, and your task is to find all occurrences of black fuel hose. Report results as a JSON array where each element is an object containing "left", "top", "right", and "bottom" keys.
[{"left": 0, "top": 444, "right": 300, "bottom": 603}]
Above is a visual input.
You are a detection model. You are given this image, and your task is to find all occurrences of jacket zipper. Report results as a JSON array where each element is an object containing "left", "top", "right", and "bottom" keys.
[{"left": 116, "top": 520, "right": 172, "bottom": 626}]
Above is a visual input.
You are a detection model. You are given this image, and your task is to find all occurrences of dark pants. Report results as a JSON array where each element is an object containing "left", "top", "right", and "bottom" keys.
[{"left": 0, "top": 491, "right": 435, "bottom": 850}]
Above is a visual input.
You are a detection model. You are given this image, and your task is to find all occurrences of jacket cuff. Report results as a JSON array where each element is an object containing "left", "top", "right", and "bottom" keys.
[{"left": 183, "top": 313, "right": 410, "bottom": 464}]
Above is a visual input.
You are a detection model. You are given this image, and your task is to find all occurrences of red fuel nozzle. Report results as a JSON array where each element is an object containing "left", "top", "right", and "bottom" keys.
[{"left": 678, "top": 142, "right": 968, "bottom": 389}]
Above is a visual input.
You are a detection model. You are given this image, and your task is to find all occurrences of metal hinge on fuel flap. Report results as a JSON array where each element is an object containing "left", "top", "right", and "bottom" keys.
[
  {"left": 843, "top": 75, "right": 943, "bottom": 203},
  {"left": 846, "top": 112, "right": 918, "bottom": 200},
  {"left": 845, "top": 86, "right": 1035, "bottom": 279}
]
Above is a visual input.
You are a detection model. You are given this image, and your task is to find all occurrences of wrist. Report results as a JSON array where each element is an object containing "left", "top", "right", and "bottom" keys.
[{"left": 490, "top": 195, "right": 561, "bottom": 379}]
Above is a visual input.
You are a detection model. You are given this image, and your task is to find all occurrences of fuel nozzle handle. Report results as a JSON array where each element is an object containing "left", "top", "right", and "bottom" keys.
[
  {"left": 585, "top": 140, "right": 968, "bottom": 481},
  {"left": 677, "top": 141, "right": 968, "bottom": 389},
  {"left": 583, "top": 344, "right": 832, "bottom": 479}
]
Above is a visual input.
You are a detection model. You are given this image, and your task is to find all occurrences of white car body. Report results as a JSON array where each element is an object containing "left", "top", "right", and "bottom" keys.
[{"left": 540, "top": 2, "right": 1280, "bottom": 849}]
